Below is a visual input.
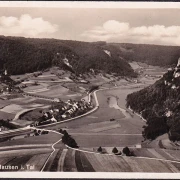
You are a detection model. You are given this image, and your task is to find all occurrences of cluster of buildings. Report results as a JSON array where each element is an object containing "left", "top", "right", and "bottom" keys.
[{"left": 38, "top": 98, "right": 93, "bottom": 126}]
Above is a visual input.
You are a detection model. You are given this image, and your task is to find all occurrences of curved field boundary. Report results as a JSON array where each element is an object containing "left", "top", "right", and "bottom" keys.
[
  {"left": 40, "top": 136, "right": 62, "bottom": 171},
  {"left": 39, "top": 125, "right": 180, "bottom": 171},
  {"left": 65, "top": 142, "right": 180, "bottom": 165},
  {"left": 0, "top": 144, "right": 52, "bottom": 151},
  {"left": 0, "top": 90, "right": 98, "bottom": 137},
  {"left": 22, "top": 93, "right": 55, "bottom": 101},
  {"left": 0, "top": 86, "right": 136, "bottom": 136},
  {"left": 0, "top": 86, "right": 141, "bottom": 137},
  {"left": 0, "top": 127, "right": 31, "bottom": 138},
  {"left": 57, "top": 149, "right": 68, "bottom": 171},
  {"left": 13, "top": 108, "right": 35, "bottom": 121},
  {"left": 37, "top": 90, "right": 99, "bottom": 128}
]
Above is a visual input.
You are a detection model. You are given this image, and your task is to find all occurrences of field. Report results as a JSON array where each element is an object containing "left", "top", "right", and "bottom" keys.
[
  {"left": 0, "top": 93, "right": 51, "bottom": 125},
  {"left": 11, "top": 146, "right": 178, "bottom": 172},
  {"left": 19, "top": 109, "right": 43, "bottom": 121},
  {"left": 0, "top": 111, "right": 15, "bottom": 120},
  {"left": 0, "top": 63, "right": 178, "bottom": 172},
  {"left": 0, "top": 149, "right": 51, "bottom": 171},
  {"left": 72, "top": 150, "right": 180, "bottom": 172},
  {"left": 39, "top": 85, "right": 145, "bottom": 149},
  {"left": 129, "top": 61, "right": 167, "bottom": 85},
  {"left": 0, "top": 139, "right": 180, "bottom": 172},
  {"left": 0, "top": 132, "right": 61, "bottom": 147},
  {"left": 71, "top": 134, "right": 143, "bottom": 148}
]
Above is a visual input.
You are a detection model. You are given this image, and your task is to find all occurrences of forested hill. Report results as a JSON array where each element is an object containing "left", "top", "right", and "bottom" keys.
[
  {"left": 0, "top": 36, "right": 136, "bottom": 77},
  {"left": 126, "top": 58, "right": 180, "bottom": 141},
  {"left": 110, "top": 43, "right": 180, "bottom": 67}
]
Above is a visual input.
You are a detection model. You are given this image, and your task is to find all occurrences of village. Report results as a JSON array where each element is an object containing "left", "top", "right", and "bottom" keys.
[
  {"left": 0, "top": 68, "right": 94, "bottom": 128},
  {"left": 36, "top": 98, "right": 93, "bottom": 126}
]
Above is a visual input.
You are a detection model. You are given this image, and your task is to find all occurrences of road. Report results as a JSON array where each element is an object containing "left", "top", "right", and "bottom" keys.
[
  {"left": 0, "top": 86, "right": 145, "bottom": 147},
  {"left": 38, "top": 87, "right": 145, "bottom": 147}
]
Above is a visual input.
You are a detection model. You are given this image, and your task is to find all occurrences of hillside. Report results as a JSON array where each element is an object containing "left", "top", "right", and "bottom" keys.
[
  {"left": 110, "top": 43, "right": 180, "bottom": 67},
  {"left": 0, "top": 36, "right": 136, "bottom": 77},
  {"left": 126, "top": 58, "right": 180, "bottom": 141}
]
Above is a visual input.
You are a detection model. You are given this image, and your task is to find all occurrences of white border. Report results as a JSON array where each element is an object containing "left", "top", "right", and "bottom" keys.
[
  {"left": 0, "top": 1, "right": 180, "bottom": 179},
  {"left": 0, "top": 172, "right": 180, "bottom": 179},
  {"left": 0, "top": 1, "right": 180, "bottom": 9}
]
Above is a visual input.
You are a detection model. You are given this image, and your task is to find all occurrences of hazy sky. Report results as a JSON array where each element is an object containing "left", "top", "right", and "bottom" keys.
[{"left": 0, "top": 4, "right": 180, "bottom": 46}]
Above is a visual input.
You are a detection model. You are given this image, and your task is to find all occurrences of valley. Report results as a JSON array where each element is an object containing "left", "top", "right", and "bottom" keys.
[{"left": 0, "top": 59, "right": 180, "bottom": 172}]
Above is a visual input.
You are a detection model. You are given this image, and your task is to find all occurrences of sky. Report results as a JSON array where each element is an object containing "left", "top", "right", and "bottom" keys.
[{"left": 0, "top": 2, "right": 180, "bottom": 46}]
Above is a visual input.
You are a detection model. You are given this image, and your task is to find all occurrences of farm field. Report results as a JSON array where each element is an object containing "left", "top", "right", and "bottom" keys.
[
  {"left": 0, "top": 100, "right": 11, "bottom": 109},
  {"left": 1, "top": 138, "right": 180, "bottom": 172},
  {"left": 0, "top": 149, "right": 52, "bottom": 171},
  {"left": 71, "top": 134, "right": 143, "bottom": 147},
  {"left": 0, "top": 111, "right": 15, "bottom": 120},
  {"left": 0, "top": 94, "right": 51, "bottom": 126},
  {"left": 77, "top": 150, "right": 180, "bottom": 172},
  {"left": 0, "top": 62, "right": 178, "bottom": 172},
  {"left": 39, "top": 85, "right": 145, "bottom": 148},
  {"left": 17, "top": 146, "right": 179, "bottom": 172},
  {"left": 0, "top": 132, "right": 61, "bottom": 147},
  {"left": 26, "top": 83, "right": 83, "bottom": 101}
]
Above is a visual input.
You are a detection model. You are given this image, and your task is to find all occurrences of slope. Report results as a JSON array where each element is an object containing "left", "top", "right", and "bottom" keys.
[
  {"left": 110, "top": 43, "right": 180, "bottom": 67},
  {"left": 0, "top": 36, "right": 136, "bottom": 77},
  {"left": 126, "top": 58, "right": 180, "bottom": 141}
]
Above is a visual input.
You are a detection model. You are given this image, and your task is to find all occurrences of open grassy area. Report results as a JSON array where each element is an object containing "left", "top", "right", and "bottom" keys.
[
  {"left": 71, "top": 134, "right": 143, "bottom": 148},
  {"left": 84, "top": 152, "right": 179, "bottom": 172},
  {"left": 0, "top": 132, "right": 61, "bottom": 147},
  {"left": 19, "top": 109, "right": 42, "bottom": 121},
  {"left": 39, "top": 85, "right": 145, "bottom": 150},
  {"left": 0, "top": 62, "right": 176, "bottom": 172},
  {"left": 0, "top": 111, "right": 15, "bottom": 120}
]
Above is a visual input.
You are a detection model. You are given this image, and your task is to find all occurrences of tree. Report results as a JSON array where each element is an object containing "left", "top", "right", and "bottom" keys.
[
  {"left": 61, "top": 132, "right": 79, "bottom": 148},
  {"left": 112, "top": 147, "right": 118, "bottom": 154},
  {"left": 122, "top": 146, "right": 131, "bottom": 156},
  {"left": 97, "top": 146, "right": 102, "bottom": 152},
  {"left": 63, "top": 130, "right": 68, "bottom": 136},
  {"left": 59, "top": 128, "right": 63, "bottom": 133}
]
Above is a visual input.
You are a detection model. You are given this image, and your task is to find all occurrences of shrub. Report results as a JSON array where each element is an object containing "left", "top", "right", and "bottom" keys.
[
  {"left": 112, "top": 147, "right": 118, "bottom": 154},
  {"left": 97, "top": 146, "right": 102, "bottom": 152},
  {"left": 59, "top": 128, "right": 63, "bottom": 133},
  {"left": 41, "top": 130, "right": 49, "bottom": 135},
  {"left": 62, "top": 133, "right": 78, "bottom": 148},
  {"left": 122, "top": 146, "right": 131, "bottom": 156}
]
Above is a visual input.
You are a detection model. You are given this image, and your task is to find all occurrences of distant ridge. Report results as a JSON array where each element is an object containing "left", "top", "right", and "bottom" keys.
[
  {"left": 0, "top": 35, "right": 136, "bottom": 77},
  {"left": 110, "top": 43, "right": 180, "bottom": 67}
]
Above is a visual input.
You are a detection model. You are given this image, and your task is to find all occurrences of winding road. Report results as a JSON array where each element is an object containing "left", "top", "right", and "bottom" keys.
[{"left": 0, "top": 86, "right": 180, "bottom": 172}]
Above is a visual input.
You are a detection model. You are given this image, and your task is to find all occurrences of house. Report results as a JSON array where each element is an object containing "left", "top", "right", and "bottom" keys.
[
  {"left": 54, "top": 98, "right": 60, "bottom": 102},
  {"left": 62, "top": 114, "right": 67, "bottom": 119},
  {"left": 43, "top": 112, "right": 52, "bottom": 119},
  {"left": 54, "top": 109, "right": 59, "bottom": 112},
  {"left": 51, "top": 116, "right": 57, "bottom": 122},
  {"left": 73, "top": 102, "right": 78, "bottom": 109},
  {"left": 49, "top": 109, "right": 54, "bottom": 114}
]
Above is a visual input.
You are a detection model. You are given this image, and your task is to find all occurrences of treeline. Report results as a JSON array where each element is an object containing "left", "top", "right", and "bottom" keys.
[
  {"left": 126, "top": 70, "right": 180, "bottom": 141},
  {"left": 0, "top": 36, "right": 136, "bottom": 77},
  {"left": 0, "top": 119, "right": 19, "bottom": 129},
  {"left": 110, "top": 43, "right": 180, "bottom": 67}
]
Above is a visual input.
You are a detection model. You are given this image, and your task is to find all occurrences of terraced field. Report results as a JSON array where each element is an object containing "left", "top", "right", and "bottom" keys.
[
  {"left": 0, "top": 132, "right": 61, "bottom": 147},
  {"left": 0, "top": 148, "right": 52, "bottom": 171},
  {"left": 0, "top": 127, "right": 180, "bottom": 172},
  {"left": 69, "top": 149, "right": 180, "bottom": 172},
  {"left": 0, "top": 66, "right": 179, "bottom": 173},
  {"left": 13, "top": 147, "right": 178, "bottom": 172}
]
